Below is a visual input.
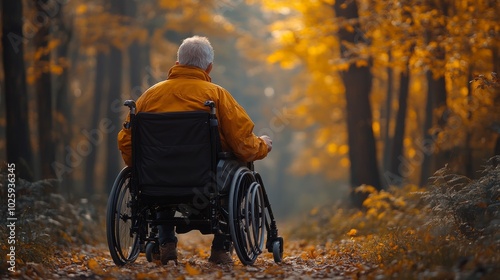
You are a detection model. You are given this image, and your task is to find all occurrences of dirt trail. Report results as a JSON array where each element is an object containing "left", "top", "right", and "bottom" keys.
[{"left": 10, "top": 232, "right": 375, "bottom": 279}]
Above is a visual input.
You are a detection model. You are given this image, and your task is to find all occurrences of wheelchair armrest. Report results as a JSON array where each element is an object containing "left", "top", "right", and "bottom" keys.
[
  {"left": 218, "top": 152, "right": 235, "bottom": 159},
  {"left": 217, "top": 152, "right": 254, "bottom": 170}
]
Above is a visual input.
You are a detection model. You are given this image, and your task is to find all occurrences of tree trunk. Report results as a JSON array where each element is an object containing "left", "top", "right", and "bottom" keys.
[
  {"left": 419, "top": 72, "right": 435, "bottom": 185},
  {"left": 2, "top": 0, "right": 34, "bottom": 180},
  {"left": 464, "top": 66, "right": 475, "bottom": 178},
  {"left": 54, "top": 7, "right": 74, "bottom": 191},
  {"left": 420, "top": 1, "right": 449, "bottom": 184},
  {"left": 387, "top": 69, "right": 410, "bottom": 186},
  {"left": 382, "top": 52, "right": 394, "bottom": 183},
  {"left": 84, "top": 52, "right": 108, "bottom": 195},
  {"left": 420, "top": 71, "right": 448, "bottom": 185},
  {"left": 492, "top": 47, "right": 500, "bottom": 161},
  {"left": 126, "top": 0, "right": 143, "bottom": 99},
  {"left": 35, "top": 0, "right": 56, "bottom": 179},
  {"left": 333, "top": 0, "right": 381, "bottom": 208},
  {"left": 105, "top": 49, "right": 123, "bottom": 193},
  {"left": 105, "top": 0, "right": 125, "bottom": 193}
]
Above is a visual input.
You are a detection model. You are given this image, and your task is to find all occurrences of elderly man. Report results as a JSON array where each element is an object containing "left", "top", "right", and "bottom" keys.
[{"left": 117, "top": 36, "right": 272, "bottom": 265}]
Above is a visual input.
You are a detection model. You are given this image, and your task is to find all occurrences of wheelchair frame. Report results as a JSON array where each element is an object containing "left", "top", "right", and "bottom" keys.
[{"left": 106, "top": 100, "right": 284, "bottom": 266}]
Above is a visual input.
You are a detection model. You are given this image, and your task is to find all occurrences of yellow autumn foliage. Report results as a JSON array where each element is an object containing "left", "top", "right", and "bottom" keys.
[
  {"left": 290, "top": 164, "right": 500, "bottom": 276},
  {"left": 259, "top": 0, "right": 499, "bottom": 182}
]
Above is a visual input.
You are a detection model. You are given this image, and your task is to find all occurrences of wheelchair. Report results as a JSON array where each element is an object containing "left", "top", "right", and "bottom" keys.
[{"left": 106, "top": 100, "right": 284, "bottom": 266}]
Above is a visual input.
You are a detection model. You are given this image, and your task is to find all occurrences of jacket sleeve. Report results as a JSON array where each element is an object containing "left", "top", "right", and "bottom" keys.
[
  {"left": 218, "top": 90, "right": 269, "bottom": 162},
  {"left": 117, "top": 114, "right": 132, "bottom": 166}
]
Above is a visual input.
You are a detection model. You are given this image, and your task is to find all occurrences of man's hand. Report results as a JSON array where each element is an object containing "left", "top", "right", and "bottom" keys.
[{"left": 260, "top": 135, "right": 273, "bottom": 153}]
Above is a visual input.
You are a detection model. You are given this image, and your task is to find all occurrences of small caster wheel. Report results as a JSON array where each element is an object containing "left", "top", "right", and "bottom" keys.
[
  {"left": 145, "top": 242, "right": 159, "bottom": 262},
  {"left": 272, "top": 237, "right": 284, "bottom": 263}
]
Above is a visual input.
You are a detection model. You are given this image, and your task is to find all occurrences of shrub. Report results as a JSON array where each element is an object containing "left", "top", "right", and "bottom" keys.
[
  {"left": 288, "top": 157, "right": 500, "bottom": 278},
  {"left": 0, "top": 171, "right": 103, "bottom": 275},
  {"left": 424, "top": 156, "right": 500, "bottom": 239}
]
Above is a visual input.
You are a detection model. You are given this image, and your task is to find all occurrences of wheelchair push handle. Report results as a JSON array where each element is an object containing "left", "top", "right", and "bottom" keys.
[
  {"left": 124, "top": 100, "right": 137, "bottom": 114},
  {"left": 204, "top": 100, "right": 216, "bottom": 115}
]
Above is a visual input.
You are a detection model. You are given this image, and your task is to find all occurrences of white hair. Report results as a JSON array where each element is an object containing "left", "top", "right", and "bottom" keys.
[{"left": 177, "top": 36, "right": 214, "bottom": 70}]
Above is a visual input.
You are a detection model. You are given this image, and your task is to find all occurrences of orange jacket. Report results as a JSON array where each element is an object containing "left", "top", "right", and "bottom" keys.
[{"left": 117, "top": 65, "right": 269, "bottom": 166}]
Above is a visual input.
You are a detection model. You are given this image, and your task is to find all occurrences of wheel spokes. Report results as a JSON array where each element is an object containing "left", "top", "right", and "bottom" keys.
[
  {"left": 117, "top": 182, "right": 139, "bottom": 261},
  {"left": 229, "top": 167, "right": 267, "bottom": 265},
  {"left": 244, "top": 182, "right": 265, "bottom": 256},
  {"left": 107, "top": 167, "right": 140, "bottom": 266}
]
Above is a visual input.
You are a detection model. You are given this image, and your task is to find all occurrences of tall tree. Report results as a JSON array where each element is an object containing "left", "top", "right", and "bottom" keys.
[
  {"left": 54, "top": 1, "right": 74, "bottom": 189},
  {"left": 125, "top": 0, "right": 144, "bottom": 99},
  {"left": 464, "top": 65, "right": 475, "bottom": 178},
  {"left": 387, "top": 68, "right": 410, "bottom": 186},
  {"left": 493, "top": 48, "right": 500, "bottom": 157},
  {"left": 379, "top": 4, "right": 414, "bottom": 187},
  {"left": 2, "top": 0, "right": 34, "bottom": 180},
  {"left": 260, "top": 0, "right": 499, "bottom": 197},
  {"left": 381, "top": 51, "right": 394, "bottom": 178},
  {"left": 35, "top": 0, "right": 56, "bottom": 179},
  {"left": 420, "top": 72, "right": 447, "bottom": 185},
  {"left": 332, "top": 0, "right": 381, "bottom": 207},
  {"left": 419, "top": 1, "right": 449, "bottom": 185},
  {"left": 105, "top": 0, "right": 125, "bottom": 192},
  {"left": 84, "top": 52, "right": 108, "bottom": 195}
]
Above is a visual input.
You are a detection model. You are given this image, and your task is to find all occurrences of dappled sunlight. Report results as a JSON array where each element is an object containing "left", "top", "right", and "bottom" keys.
[{"left": 1, "top": 0, "right": 499, "bottom": 278}]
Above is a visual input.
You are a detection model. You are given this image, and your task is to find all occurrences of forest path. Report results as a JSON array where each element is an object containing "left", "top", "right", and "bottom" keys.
[{"left": 18, "top": 232, "right": 375, "bottom": 279}]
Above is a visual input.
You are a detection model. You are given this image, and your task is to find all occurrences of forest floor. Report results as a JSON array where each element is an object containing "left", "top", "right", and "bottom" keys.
[
  {"left": 3, "top": 162, "right": 500, "bottom": 279},
  {"left": 10, "top": 228, "right": 495, "bottom": 280},
  {"left": 10, "top": 231, "right": 380, "bottom": 280}
]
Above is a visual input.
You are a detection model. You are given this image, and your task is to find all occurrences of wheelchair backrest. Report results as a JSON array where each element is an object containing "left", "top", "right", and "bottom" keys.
[{"left": 133, "top": 111, "right": 216, "bottom": 196}]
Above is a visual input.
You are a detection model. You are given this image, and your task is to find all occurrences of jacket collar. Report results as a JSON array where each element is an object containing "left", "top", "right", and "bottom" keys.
[{"left": 167, "top": 65, "right": 212, "bottom": 82}]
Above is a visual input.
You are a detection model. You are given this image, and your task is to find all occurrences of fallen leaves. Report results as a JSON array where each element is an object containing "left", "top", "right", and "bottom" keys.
[
  {"left": 347, "top": 228, "right": 358, "bottom": 237},
  {"left": 2, "top": 231, "right": 379, "bottom": 279},
  {"left": 87, "top": 258, "right": 105, "bottom": 275},
  {"left": 5, "top": 227, "right": 499, "bottom": 279},
  {"left": 185, "top": 263, "right": 201, "bottom": 276},
  {"left": 4, "top": 176, "right": 500, "bottom": 279}
]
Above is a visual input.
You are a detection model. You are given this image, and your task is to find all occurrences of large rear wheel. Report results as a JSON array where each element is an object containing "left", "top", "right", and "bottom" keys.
[
  {"left": 228, "top": 167, "right": 266, "bottom": 265},
  {"left": 106, "top": 167, "right": 140, "bottom": 266}
]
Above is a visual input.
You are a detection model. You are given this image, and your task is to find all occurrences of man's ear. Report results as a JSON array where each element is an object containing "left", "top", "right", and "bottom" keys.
[{"left": 205, "top": 63, "right": 213, "bottom": 74}]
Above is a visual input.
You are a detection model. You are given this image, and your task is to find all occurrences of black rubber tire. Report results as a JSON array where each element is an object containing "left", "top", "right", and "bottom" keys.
[
  {"left": 106, "top": 167, "right": 140, "bottom": 266},
  {"left": 145, "top": 242, "right": 159, "bottom": 262},
  {"left": 229, "top": 167, "right": 266, "bottom": 265},
  {"left": 272, "top": 239, "right": 283, "bottom": 263}
]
